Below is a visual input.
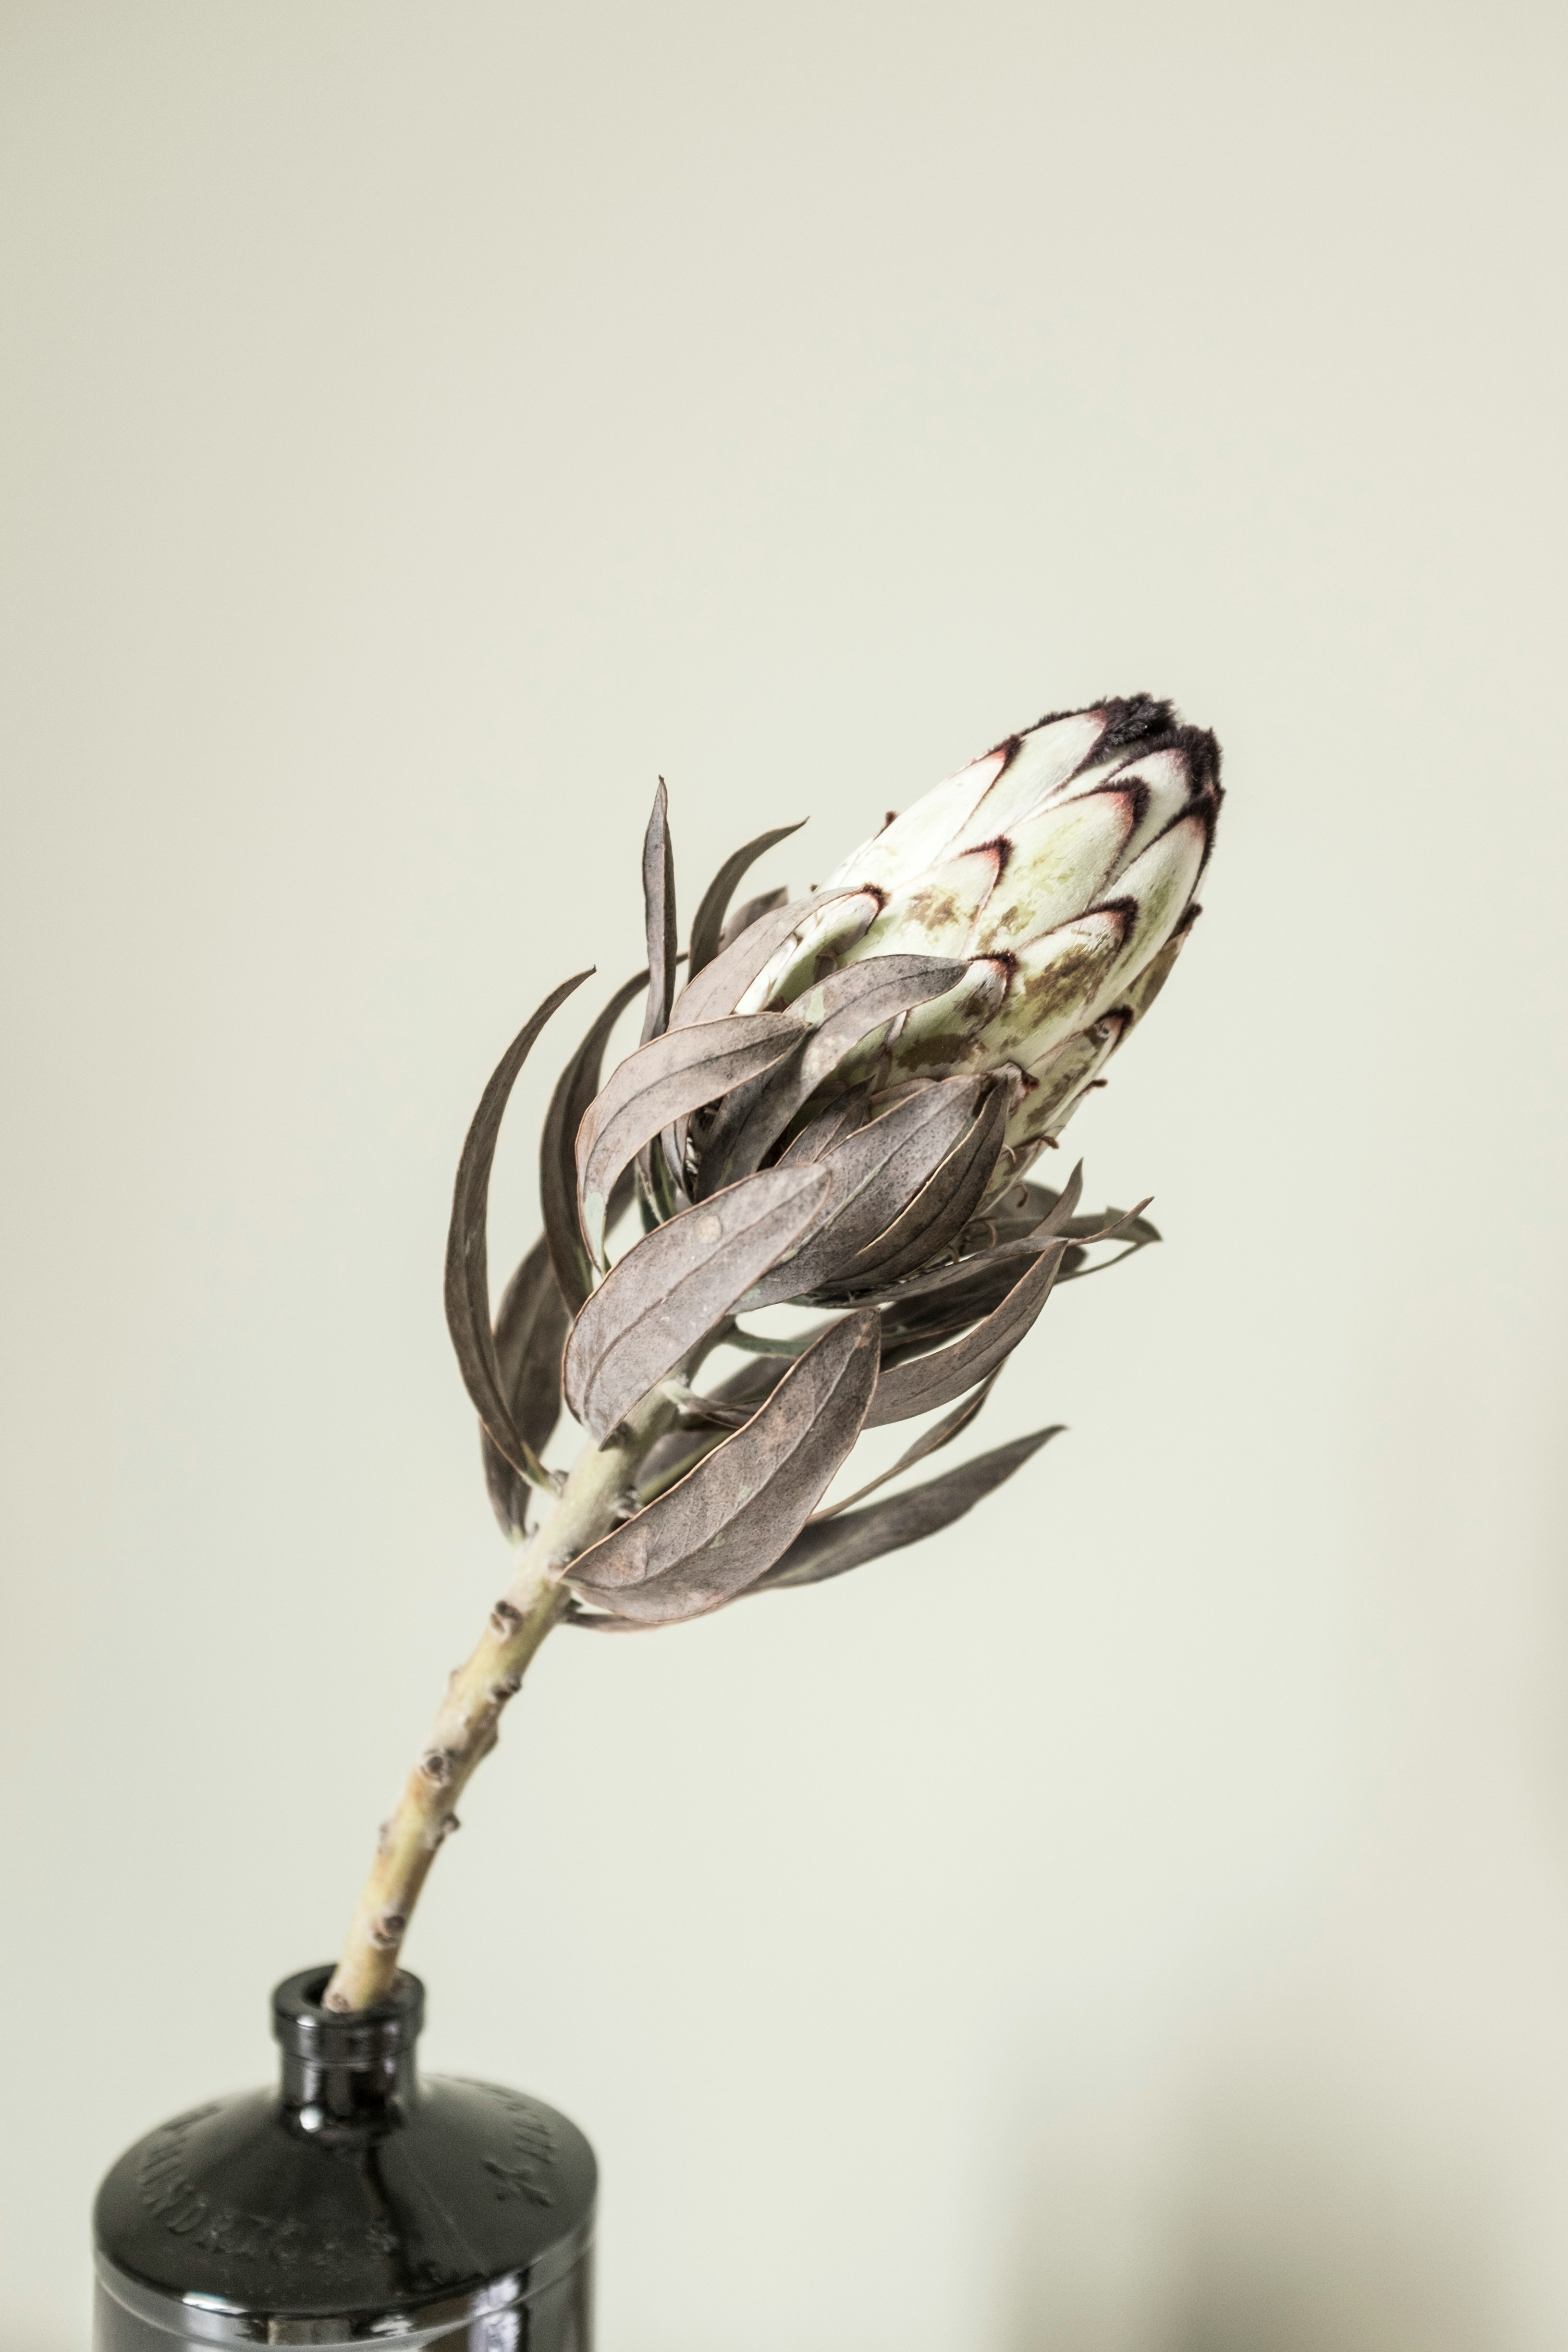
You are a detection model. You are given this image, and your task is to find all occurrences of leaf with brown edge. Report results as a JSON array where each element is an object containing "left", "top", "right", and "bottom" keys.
[
  {"left": 668, "top": 892, "right": 854, "bottom": 1031},
  {"left": 719, "top": 884, "right": 788, "bottom": 952},
  {"left": 540, "top": 970, "right": 649, "bottom": 1313},
  {"left": 640, "top": 780, "right": 678, "bottom": 1045},
  {"left": 567, "top": 1309, "right": 880, "bottom": 1619},
  {"left": 563, "top": 1163, "right": 831, "bottom": 1441},
  {"left": 868, "top": 1221, "right": 1145, "bottom": 1360},
  {"left": 482, "top": 1235, "right": 571, "bottom": 1537},
  {"left": 864, "top": 1184, "right": 1147, "bottom": 1343},
  {"left": 740, "top": 1076, "right": 995, "bottom": 1311},
  {"left": 960, "top": 1164, "right": 1085, "bottom": 1256},
  {"left": 576, "top": 1013, "right": 804, "bottom": 1262},
  {"left": 747, "top": 1427, "right": 1063, "bottom": 1592},
  {"left": 445, "top": 970, "right": 593, "bottom": 1480},
  {"left": 1053, "top": 1197, "right": 1162, "bottom": 1273},
  {"left": 863, "top": 1239, "right": 1070, "bottom": 1428},
  {"left": 810, "top": 1370, "right": 1001, "bottom": 1520},
  {"left": 695, "top": 955, "right": 967, "bottom": 1196},
  {"left": 634, "top": 1354, "right": 794, "bottom": 1499},
  {"left": 877, "top": 1264, "right": 1043, "bottom": 1362},
  {"left": 775, "top": 1085, "right": 872, "bottom": 1165},
  {"left": 1057, "top": 1229, "right": 1160, "bottom": 1281},
  {"left": 826, "top": 1076, "right": 1008, "bottom": 1293},
  {"left": 1025, "top": 1163, "right": 1085, "bottom": 1237},
  {"left": 687, "top": 822, "right": 806, "bottom": 979}
]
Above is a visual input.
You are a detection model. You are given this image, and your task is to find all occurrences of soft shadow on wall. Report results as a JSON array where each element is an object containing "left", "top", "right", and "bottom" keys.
[{"left": 1004, "top": 2060, "right": 1493, "bottom": 2352}]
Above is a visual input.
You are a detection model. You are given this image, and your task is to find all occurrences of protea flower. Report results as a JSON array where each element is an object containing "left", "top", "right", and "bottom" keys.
[
  {"left": 735, "top": 695, "right": 1220, "bottom": 1189},
  {"left": 324, "top": 695, "right": 1221, "bottom": 2012}
]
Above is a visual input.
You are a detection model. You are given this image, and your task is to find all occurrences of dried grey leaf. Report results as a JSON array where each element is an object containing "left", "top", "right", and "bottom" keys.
[
  {"left": 697, "top": 955, "right": 967, "bottom": 1194},
  {"left": 635, "top": 1354, "right": 793, "bottom": 1496},
  {"left": 687, "top": 823, "right": 806, "bottom": 978},
  {"left": 1057, "top": 1230, "right": 1159, "bottom": 1281},
  {"left": 683, "top": 1056, "right": 794, "bottom": 1200},
  {"left": 863, "top": 1181, "right": 1145, "bottom": 1340},
  {"left": 1058, "top": 1204, "right": 1160, "bottom": 1248},
  {"left": 444, "top": 971, "right": 593, "bottom": 1479},
  {"left": 741, "top": 1076, "right": 995, "bottom": 1311},
  {"left": 863, "top": 1239, "right": 1070, "bottom": 1428},
  {"left": 809, "top": 1370, "right": 1000, "bottom": 1520},
  {"left": 719, "top": 884, "right": 788, "bottom": 952},
  {"left": 876, "top": 1263, "right": 1034, "bottom": 1362},
  {"left": 949, "top": 1167, "right": 1159, "bottom": 1268},
  {"left": 775, "top": 1085, "right": 872, "bottom": 1165},
  {"left": 567, "top": 1309, "right": 881, "bottom": 1618},
  {"left": 482, "top": 1236, "right": 571, "bottom": 1536},
  {"left": 960, "top": 1165, "right": 1085, "bottom": 1255},
  {"left": 576, "top": 1013, "right": 803, "bottom": 1261},
  {"left": 1030, "top": 1163, "right": 1086, "bottom": 1237},
  {"left": 668, "top": 892, "right": 852, "bottom": 1031},
  {"left": 540, "top": 969, "right": 649, "bottom": 1313},
  {"left": 828, "top": 1077, "right": 1008, "bottom": 1292},
  {"left": 750, "top": 1426, "right": 1063, "bottom": 1592},
  {"left": 640, "top": 781, "right": 678, "bottom": 1045},
  {"left": 563, "top": 1163, "right": 831, "bottom": 1441}
]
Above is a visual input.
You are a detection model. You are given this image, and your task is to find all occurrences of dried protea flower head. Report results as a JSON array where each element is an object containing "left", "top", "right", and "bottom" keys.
[
  {"left": 447, "top": 694, "right": 1221, "bottom": 1630},
  {"left": 738, "top": 696, "right": 1221, "bottom": 1194},
  {"left": 323, "top": 694, "right": 1223, "bottom": 2015}
]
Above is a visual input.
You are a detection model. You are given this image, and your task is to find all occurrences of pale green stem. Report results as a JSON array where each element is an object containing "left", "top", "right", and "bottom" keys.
[{"left": 323, "top": 1387, "right": 678, "bottom": 2013}]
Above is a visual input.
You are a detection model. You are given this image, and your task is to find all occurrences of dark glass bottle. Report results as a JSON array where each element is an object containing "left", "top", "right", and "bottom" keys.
[{"left": 93, "top": 1966, "right": 596, "bottom": 2350}]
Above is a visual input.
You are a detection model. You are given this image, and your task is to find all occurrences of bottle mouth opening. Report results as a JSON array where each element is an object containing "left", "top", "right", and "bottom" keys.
[{"left": 271, "top": 1963, "right": 424, "bottom": 2069}]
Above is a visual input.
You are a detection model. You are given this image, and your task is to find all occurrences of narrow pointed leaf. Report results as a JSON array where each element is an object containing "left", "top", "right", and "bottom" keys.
[
  {"left": 686, "top": 1050, "right": 805, "bottom": 1199},
  {"left": 776, "top": 1086, "right": 872, "bottom": 1165},
  {"left": 868, "top": 1188, "right": 1146, "bottom": 1344},
  {"left": 877, "top": 1262, "right": 1031, "bottom": 1360},
  {"left": 870, "top": 1233, "right": 1141, "bottom": 1358},
  {"left": 1030, "top": 1162, "right": 1085, "bottom": 1238},
  {"left": 698, "top": 955, "right": 967, "bottom": 1193},
  {"left": 445, "top": 971, "right": 593, "bottom": 1475},
  {"left": 563, "top": 1164, "right": 831, "bottom": 1440},
  {"left": 750, "top": 1427, "right": 1063, "bottom": 1592},
  {"left": 687, "top": 822, "right": 806, "bottom": 978},
  {"left": 636, "top": 1128, "right": 690, "bottom": 1230},
  {"left": 539, "top": 970, "right": 649, "bottom": 1313},
  {"left": 669, "top": 892, "right": 852, "bottom": 1031},
  {"left": 1058, "top": 1203, "right": 1160, "bottom": 1246},
  {"left": 791, "top": 955, "right": 968, "bottom": 1076},
  {"left": 810, "top": 1371, "right": 1001, "bottom": 1520},
  {"left": 719, "top": 884, "right": 788, "bottom": 952},
  {"left": 576, "top": 1013, "right": 803, "bottom": 1261},
  {"left": 1057, "top": 1227, "right": 1160, "bottom": 1280},
  {"left": 962, "top": 1165, "right": 1084, "bottom": 1255},
  {"left": 864, "top": 1239, "right": 1070, "bottom": 1427},
  {"left": 640, "top": 780, "right": 678, "bottom": 1045},
  {"left": 830, "top": 1077, "right": 1008, "bottom": 1291},
  {"left": 481, "top": 1235, "right": 571, "bottom": 1536},
  {"left": 567, "top": 1310, "right": 881, "bottom": 1618},
  {"left": 634, "top": 1355, "right": 793, "bottom": 1498},
  {"left": 741, "top": 1077, "right": 994, "bottom": 1310}
]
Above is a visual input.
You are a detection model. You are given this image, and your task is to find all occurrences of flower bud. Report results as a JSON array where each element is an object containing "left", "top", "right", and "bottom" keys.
[{"left": 747, "top": 696, "right": 1219, "bottom": 1181}]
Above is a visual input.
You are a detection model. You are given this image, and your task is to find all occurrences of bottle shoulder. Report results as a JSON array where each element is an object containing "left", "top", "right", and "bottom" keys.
[{"left": 93, "top": 2072, "right": 596, "bottom": 2326}]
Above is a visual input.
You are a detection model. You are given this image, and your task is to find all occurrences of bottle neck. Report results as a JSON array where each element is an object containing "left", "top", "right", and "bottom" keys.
[{"left": 271, "top": 1965, "right": 423, "bottom": 2129}]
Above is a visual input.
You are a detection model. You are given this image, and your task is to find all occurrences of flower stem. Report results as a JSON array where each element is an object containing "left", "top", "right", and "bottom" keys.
[{"left": 323, "top": 1389, "right": 677, "bottom": 2013}]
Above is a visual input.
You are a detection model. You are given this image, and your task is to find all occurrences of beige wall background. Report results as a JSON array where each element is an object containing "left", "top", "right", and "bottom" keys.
[{"left": 3, "top": 3, "right": 1567, "bottom": 2346}]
